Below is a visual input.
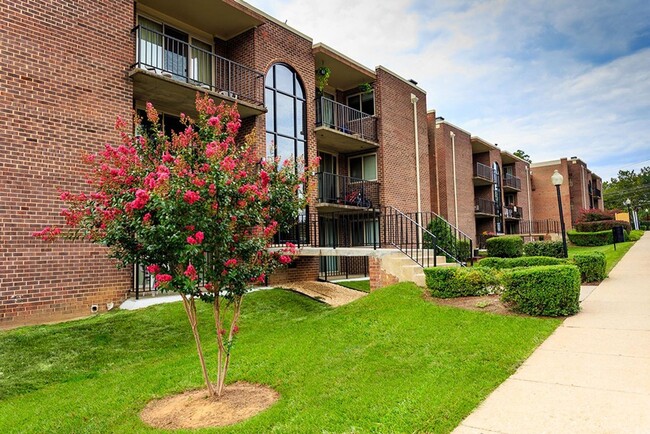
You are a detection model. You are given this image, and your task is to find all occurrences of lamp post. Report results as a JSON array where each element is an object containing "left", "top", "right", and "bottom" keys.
[
  {"left": 551, "top": 170, "right": 568, "bottom": 258},
  {"left": 624, "top": 198, "right": 632, "bottom": 229}
]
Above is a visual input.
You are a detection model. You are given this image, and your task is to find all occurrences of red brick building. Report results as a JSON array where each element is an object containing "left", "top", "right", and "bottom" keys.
[
  {"left": 1, "top": 0, "right": 434, "bottom": 326},
  {"left": 429, "top": 118, "right": 533, "bottom": 248},
  {"left": 531, "top": 157, "right": 604, "bottom": 229}
]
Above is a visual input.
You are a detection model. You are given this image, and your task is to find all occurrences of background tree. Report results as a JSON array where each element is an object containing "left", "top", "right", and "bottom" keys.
[
  {"left": 513, "top": 149, "right": 532, "bottom": 163},
  {"left": 34, "top": 95, "right": 318, "bottom": 398},
  {"left": 603, "top": 167, "right": 650, "bottom": 211}
]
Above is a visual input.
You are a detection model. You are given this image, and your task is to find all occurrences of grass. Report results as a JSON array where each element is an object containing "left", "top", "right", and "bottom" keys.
[
  {"left": 335, "top": 279, "right": 370, "bottom": 292},
  {"left": 0, "top": 283, "right": 560, "bottom": 433},
  {"left": 568, "top": 241, "right": 635, "bottom": 274}
]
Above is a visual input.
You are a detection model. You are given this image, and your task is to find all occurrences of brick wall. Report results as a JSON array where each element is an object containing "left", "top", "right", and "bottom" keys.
[
  {"left": 432, "top": 123, "right": 476, "bottom": 242},
  {"left": 531, "top": 160, "right": 572, "bottom": 230},
  {"left": 568, "top": 160, "right": 589, "bottom": 224},
  {"left": 375, "top": 68, "right": 431, "bottom": 214},
  {"left": 0, "top": 0, "right": 134, "bottom": 327},
  {"left": 267, "top": 257, "right": 319, "bottom": 285}
]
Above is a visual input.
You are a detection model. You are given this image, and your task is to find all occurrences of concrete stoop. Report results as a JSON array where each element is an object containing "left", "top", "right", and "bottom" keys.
[{"left": 381, "top": 252, "right": 459, "bottom": 287}]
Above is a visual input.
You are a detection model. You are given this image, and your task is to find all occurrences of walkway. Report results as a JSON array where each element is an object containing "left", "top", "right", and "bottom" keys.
[{"left": 454, "top": 234, "right": 650, "bottom": 434}]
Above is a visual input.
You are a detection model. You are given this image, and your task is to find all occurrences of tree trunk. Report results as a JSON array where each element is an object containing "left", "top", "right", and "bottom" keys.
[
  {"left": 181, "top": 293, "right": 215, "bottom": 397},
  {"left": 217, "top": 295, "right": 243, "bottom": 396}
]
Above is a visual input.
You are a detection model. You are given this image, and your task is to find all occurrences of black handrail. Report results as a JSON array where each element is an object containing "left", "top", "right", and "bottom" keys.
[
  {"left": 382, "top": 206, "right": 438, "bottom": 268},
  {"left": 410, "top": 211, "right": 473, "bottom": 266}
]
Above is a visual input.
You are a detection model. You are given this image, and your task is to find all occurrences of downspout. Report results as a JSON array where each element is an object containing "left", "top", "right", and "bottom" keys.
[
  {"left": 450, "top": 131, "right": 459, "bottom": 228},
  {"left": 411, "top": 94, "right": 422, "bottom": 243},
  {"left": 526, "top": 166, "right": 533, "bottom": 238}
]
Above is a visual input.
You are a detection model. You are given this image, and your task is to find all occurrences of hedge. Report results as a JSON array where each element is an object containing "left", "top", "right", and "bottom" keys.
[
  {"left": 572, "top": 252, "right": 606, "bottom": 283},
  {"left": 567, "top": 229, "right": 629, "bottom": 246},
  {"left": 629, "top": 230, "right": 644, "bottom": 242},
  {"left": 501, "top": 265, "right": 581, "bottom": 316},
  {"left": 523, "top": 240, "right": 564, "bottom": 258},
  {"left": 486, "top": 235, "right": 523, "bottom": 258},
  {"left": 477, "top": 256, "right": 566, "bottom": 269},
  {"left": 424, "top": 217, "right": 472, "bottom": 262},
  {"left": 424, "top": 267, "right": 499, "bottom": 298},
  {"left": 574, "top": 220, "right": 631, "bottom": 233}
]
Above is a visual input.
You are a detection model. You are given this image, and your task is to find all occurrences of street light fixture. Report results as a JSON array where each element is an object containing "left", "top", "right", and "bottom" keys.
[{"left": 551, "top": 170, "right": 568, "bottom": 258}]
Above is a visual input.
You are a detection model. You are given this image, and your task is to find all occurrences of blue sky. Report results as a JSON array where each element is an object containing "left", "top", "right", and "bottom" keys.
[{"left": 247, "top": 0, "right": 650, "bottom": 182}]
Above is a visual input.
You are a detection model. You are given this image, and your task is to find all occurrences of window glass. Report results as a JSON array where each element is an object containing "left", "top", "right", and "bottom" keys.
[
  {"left": 265, "top": 64, "right": 306, "bottom": 173},
  {"left": 349, "top": 158, "right": 363, "bottom": 179},
  {"left": 363, "top": 154, "right": 377, "bottom": 180},
  {"left": 361, "top": 92, "right": 374, "bottom": 115},
  {"left": 347, "top": 94, "right": 360, "bottom": 111},
  {"left": 275, "top": 64, "right": 294, "bottom": 94},
  {"left": 190, "top": 39, "right": 211, "bottom": 85},
  {"left": 164, "top": 26, "right": 188, "bottom": 80}
]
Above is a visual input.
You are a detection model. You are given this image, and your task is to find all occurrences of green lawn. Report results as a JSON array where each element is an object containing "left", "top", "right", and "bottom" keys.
[
  {"left": 568, "top": 241, "right": 635, "bottom": 274},
  {"left": 335, "top": 279, "right": 371, "bottom": 292},
  {"left": 0, "top": 283, "right": 560, "bottom": 433}
]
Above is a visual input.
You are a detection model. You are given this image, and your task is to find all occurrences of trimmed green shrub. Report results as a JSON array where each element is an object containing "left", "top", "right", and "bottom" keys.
[
  {"left": 477, "top": 256, "right": 566, "bottom": 269},
  {"left": 424, "top": 217, "right": 472, "bottom": 262},
  {"left": 571, "top": 252, "right": 606, "bottom": 283},
  {"left": 574, "top": 220, "right": 631, "bottom": 233},
  {"left": 629, "top": 230, "right": 644, "bottom": 241},
  {"left": 523, "top": 240, "right": 564, "bottom": 258},
  {"left": 424, "top": 267, "right": 499, "bottom": 298},
  {"left": 501, "top": 265, "right": 581, "bottom": 316},
  {"left": 567, "top": 230, "right": 612, "bottom": 246},
  {"left": 486, "top": 235, "right": 523, "bottom": 258}
]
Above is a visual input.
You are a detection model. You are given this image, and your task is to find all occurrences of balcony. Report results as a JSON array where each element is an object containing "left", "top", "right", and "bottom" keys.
[
  {"left": 475, "top": 198, "right": 497, "bottom": 217},
  {"left": 593, "top": 187, "right": 602, "bottom": 198},
  {"left": 130, "top": 25, "right": 265, "bottom": 118},
  {"left": 473, "top": 162, "right": 495, "bottom": 186},
  {"left": 316, "top": 172, "right": 380, "bottom": 212},
  {"left": 504, "top": 205, "right": 522, "bottom": 220},
  {"left": 315, "top": 97, "right": 378, "bottom": 152},
  {"left": 503, "top": 173, "right": 522, "bottom": 192}
]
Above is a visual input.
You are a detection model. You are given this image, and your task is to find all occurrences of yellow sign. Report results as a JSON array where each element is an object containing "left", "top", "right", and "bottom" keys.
[{"left": 615, "top": 212, "right": 630, "bottom": 223}]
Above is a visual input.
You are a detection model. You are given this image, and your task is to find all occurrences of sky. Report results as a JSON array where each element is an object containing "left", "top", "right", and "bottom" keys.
[{"left": 247, "top": 0, "right": 650, "bottom": 182}]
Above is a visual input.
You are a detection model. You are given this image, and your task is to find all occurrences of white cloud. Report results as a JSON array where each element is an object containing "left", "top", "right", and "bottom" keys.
[{"left": 247, "top": 0, "right": 650, "bottom": 180}]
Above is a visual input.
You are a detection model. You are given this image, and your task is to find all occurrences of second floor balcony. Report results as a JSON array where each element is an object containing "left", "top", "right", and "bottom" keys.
[
  {"left": 316, "top": 172, "right": 380, "bottom": 211},
  {"left": 475, "top": 198, "right": 497, "bottom": 217},
  {"left": 503, "top": 173, "right": 522, "bottom": 191},
  {"left": 130, "top": 25, "right": 265, "bottom": 118},
  {"left": 504, "top": 205, "right": 522, "bottom": 219},
  {"left": 315, "top": 97, "right": 378, "bottom": 152},
  {"left": 473, "top": 162, "right": 495, "bottom": 186}
]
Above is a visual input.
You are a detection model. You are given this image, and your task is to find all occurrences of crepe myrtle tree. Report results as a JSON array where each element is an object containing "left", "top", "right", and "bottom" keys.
[{"left": 34, "top": 95, "right": 319, "bottom": 398}]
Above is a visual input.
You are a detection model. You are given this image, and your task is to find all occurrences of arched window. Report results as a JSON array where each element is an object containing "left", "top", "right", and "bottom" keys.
[
  {"left": 265, "top": 64, "right": 306, "bottom": 172},
  {"left": 493, "top": 162, "right": 504, "bottom": 233}
]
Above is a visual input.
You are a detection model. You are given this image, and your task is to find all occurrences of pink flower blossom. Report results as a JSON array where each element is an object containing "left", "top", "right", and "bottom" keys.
[
  {"left": 162, "top": 152, "right": 174, "bottom": 163},
  {"left": 279, "top": 255, "right": 292, "bottom": 265},
  {"left": 208, "top": 116, "right": 221, "bottom": 127},
  {"left": 146, "top": 264, "right": 160, "bottom": 274},
  {"left": 129, "top": 189, "right": 149, "bottom": 210},
  {"left": 220, "top": 156, "right": 236, "bottom": 172},
  {"left": 224, "top": 258, "right": 237, "bottom": 267},
  {"left": 209, "top": 183, "right": 217, "bottom": 196},
  {"left": 143, "top": 213, "right": 152, "bottom": 223},
  {"left": 194, "top": 231, "right": 204, "bottom": 243},
  {"left": 155, "top": 274, "right": 172, "bottom": 287},
  {"left": 32, "top": 226, "right": 61, "bottom": 242},
  {"left": 184, "top": 264, "right": 198, "bottom": 281},
  {"left": 183, "top": 190, "right": 201, "bottom": 205}
]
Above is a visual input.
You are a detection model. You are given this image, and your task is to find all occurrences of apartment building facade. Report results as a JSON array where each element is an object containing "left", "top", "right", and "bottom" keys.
[
  {"left": 531, "top": 157, "right": 604, "bottom": 229},
  {"left": 1, "top": 0, "right": 432, "bottom": 326},
  {"left": 429, "top": 117, "right": 533, "bottom": 248}
]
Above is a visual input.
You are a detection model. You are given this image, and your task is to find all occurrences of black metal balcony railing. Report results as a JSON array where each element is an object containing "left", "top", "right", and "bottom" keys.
[
  {"left": 317, "top": 172, "right": 379, "bottom": 209},
  {"left": 315, "top": 97, "right": 378, "bottom": 143},
  {"left": 320, "top": 256, "right": 369, "bottom": 281},
  {"left": 503, "top": 173, "right": 522, "bottom": 190},
  {"left": 504, "top": 205, "right": 522, "bottom": 219},
  {"left": 475, "top": 198, "right": 496, "bottom": 215},
  {"left": 474, "top": 162, "right": 494, "bottom": 183},
  {"left": 132, "top": 25, "right": 264, "bottom": 106},
  {"left": 594, "top": 187, "right": 602, "bottom": 198},
  {"left": 519, "top": 219, "right": 560, "bottom": 234}
]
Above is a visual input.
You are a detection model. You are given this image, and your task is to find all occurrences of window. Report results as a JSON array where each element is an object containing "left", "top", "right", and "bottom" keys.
[
  {"left": 346, "top": 91, "right": 374, "bottom": 116},
  {"left": 265, "top": 64, "right": 306, "bottom": 172},
  {"left": 349, "top": 154, "right": 377, "bottom": 181}
]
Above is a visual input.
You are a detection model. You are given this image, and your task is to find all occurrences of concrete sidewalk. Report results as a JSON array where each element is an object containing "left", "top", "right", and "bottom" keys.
[{"left": 454, "top": 234, "right": 650, "bottom": 434}]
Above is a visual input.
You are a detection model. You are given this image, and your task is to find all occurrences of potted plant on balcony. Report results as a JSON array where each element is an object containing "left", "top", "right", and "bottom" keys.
[
  {"left": 358, "top": 82, "right": 373, "bottom": 94},
  {"left": 316, "top": 66, "right": 331, "bottom": 93}
]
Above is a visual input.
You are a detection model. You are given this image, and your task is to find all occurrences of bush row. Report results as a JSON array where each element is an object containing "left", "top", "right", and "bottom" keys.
[
  {"left": 477, "top": 254, "right": 607, "bottom": 283},
  {"left": 629, "top": 230, "right": 644, "bottom": 242},
  {"left": 486, "top": 235, "right": 523, "bottom": 258},
  {"left": 574, "top": 220, "right": 631, "bottom": 233},
  {"left": 424, "top": 264, "right": 581, "bottom": 316},
  {"left": 424, "top": 267, "right": 499, "bottom": 298},
  {"left": 567, "top": 229, "right": 629, "bottom": 246},
  {"left": 501, "top": 265, "right": 581, "bottom": 316},
  {"left": 522, "top": 240, "right": 565, "bottom": 258}
]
